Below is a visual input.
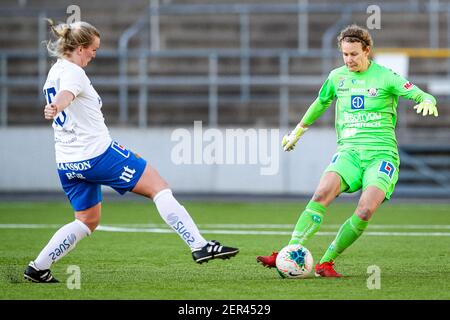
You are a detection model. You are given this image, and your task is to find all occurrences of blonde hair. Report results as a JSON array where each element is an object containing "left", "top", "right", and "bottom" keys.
[
  {"left": 46, "top": 19, "right": 100, "bottom": 58},
  {"left": 337, "top": 24, "right": 373, "bottom": 51}
]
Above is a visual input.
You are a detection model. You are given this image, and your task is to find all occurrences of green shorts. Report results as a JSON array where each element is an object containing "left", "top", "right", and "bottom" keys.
[{"left": 324, "top": 148, "right": 400, "bottom": 200}]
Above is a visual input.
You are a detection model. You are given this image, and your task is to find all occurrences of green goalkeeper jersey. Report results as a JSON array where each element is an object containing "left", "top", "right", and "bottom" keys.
[{"left": 301, "top": 61, "right": 436, "bottom": 154}]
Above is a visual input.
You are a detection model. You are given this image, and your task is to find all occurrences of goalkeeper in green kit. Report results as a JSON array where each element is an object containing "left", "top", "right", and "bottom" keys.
[{"left": 256, "top": 24, "right": 438, "bottom": 277}]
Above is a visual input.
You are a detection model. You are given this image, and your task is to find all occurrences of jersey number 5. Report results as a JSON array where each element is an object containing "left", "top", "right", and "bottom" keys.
[{"left": 43, "top": 87, "right": 67, "bottom": 127}]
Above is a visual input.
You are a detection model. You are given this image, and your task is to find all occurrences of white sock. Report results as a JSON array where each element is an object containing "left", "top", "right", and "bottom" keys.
[
  {"left": 33, "top": 219, "right": 91, "bottom": 270},
  {"left": 153, "top": 189, "right": 208, "bottom": 250}
]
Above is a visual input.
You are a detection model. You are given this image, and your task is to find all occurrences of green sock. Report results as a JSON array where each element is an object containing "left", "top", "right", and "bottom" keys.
[
  {"left": 319, "top": 213, "right": 369, "bottom": 264},
  {"left": 288, "top": 201, "right": 325, "bottom": 246}
]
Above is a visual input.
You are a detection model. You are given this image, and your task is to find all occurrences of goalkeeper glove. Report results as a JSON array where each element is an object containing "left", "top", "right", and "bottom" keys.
[
  {"left": 413, "top": 100, "right": 438, "bottom": 117},
  {"left": 282, "top": 123, "right": 308, "bottom": 152}
]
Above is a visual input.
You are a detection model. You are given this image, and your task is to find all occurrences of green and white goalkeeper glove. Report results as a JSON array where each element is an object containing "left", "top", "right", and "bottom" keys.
[
  {"left": 282, "top": 123, "right": 308, "bottom": 152},
  {"left": 413, "top": 100, "right": 438, "bottom": 117}
]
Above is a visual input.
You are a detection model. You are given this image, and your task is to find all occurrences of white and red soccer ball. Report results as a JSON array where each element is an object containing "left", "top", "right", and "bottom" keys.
[{"left": 276, "top": 244, "right": 314, "bottom": 279}]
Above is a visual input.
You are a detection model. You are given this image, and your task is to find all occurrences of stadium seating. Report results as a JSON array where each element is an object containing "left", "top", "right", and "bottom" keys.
[{"left": 1, "top": 0, "right": 449, "bottom": 131}]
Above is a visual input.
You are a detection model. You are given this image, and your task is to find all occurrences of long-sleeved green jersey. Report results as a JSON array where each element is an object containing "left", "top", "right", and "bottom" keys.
[{"left": 301, "top": 61, "right": 436, "bottom": 153}]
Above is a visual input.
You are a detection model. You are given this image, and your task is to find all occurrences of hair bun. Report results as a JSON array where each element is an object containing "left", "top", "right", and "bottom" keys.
[{"left": 62, "top": 25, "right": 71, "bottom": 39}]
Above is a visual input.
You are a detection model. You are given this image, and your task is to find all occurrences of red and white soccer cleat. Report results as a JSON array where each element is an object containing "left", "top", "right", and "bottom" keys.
[
  {"left": 256, "top": 252, "right": 278, "bottom": 268},
  {"left": 314, "top": 260, "right": 342, "bottom": 278}
]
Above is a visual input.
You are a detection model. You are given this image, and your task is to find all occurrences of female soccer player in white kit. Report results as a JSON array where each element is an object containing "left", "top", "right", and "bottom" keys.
[{"left": 24, "top": 20, "right": 238, "bottom": 283}]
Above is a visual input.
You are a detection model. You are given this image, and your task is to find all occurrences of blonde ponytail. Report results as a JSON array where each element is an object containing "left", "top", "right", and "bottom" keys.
[{"left": 46, "top": 19, "right": 100, "bottom": 58}]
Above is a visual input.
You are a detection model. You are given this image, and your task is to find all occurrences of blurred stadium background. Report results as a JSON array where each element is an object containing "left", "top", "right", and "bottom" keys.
[{"left": 0, "top": 0, "right": 449, "bottom": 198}]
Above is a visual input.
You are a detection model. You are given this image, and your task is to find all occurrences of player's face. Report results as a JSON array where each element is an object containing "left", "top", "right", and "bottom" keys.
[
  {"left": 80, "top": 37, "right": 100, "bottom": 68},
  {"left": 341, "top": 41, "right": 370, "bottom": 72}
]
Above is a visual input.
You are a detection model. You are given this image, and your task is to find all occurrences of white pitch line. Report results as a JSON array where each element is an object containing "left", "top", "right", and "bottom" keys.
[
  {"left": 2, "top": 224, "right": 450, "bottom": 236},
  {"left": 0, "top": 224, "right": 62, "bottom": 229},
  {"left": 95, "top": 226, "right": 450, "bottom": 236},
  {"left": 198, "top": 223, "right": 450, "bottom": 230},
  {"left": 89, "top": 223, "right": 450, "bottom": 230}
]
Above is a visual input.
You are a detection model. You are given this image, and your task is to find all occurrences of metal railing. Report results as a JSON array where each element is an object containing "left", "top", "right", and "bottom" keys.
[
  {"left": 118, "top": 48, "right": 340, "bottom": 129},
  {"left": 2, "top": 48, "right": 449, "bottom": 129},
  {"left": 115, "top": 1, "right": 450, "bottom": 125},
  {"left": 397, "top": 145, "right": 450, "bottom": 197},
  {"left": 1, "top": 1, "right": 450, "bottom": 128}
]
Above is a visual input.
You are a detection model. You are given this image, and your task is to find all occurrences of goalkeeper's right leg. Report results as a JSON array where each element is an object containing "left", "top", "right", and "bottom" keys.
[
  {"left": 256, "top": 172, "right": 342, "bottom": 268},
  {"left": 256, "top": 201, "right": 326, "bottom": 268}
]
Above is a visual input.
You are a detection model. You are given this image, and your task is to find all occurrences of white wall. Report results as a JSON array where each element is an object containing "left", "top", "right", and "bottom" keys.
[{"left": 0, "top": 126, "right": 337, "bottom": 194}]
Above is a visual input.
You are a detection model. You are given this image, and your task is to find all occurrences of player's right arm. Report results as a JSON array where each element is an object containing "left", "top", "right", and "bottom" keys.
[
  {"left": 282, "top": 76, "right": 336, "bottom": 151},
  {"left": 44, "top": 90, "right": 75, "bottom": 119}
]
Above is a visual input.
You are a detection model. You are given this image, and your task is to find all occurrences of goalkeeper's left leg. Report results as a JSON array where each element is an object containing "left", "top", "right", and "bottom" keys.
[{"left": 318, "top": 185, "right": 385, "bottom": 266}]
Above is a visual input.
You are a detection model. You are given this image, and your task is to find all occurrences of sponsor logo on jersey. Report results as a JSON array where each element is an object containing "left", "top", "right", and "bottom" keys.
[
  {"left": 367, "top": 88, "right": 378, "bottom": 97},
  {"left": 119, "top": 166, "right": 136, "bottom": 183},
  {"left": 338, "top": 78, "right": 345, "bottom": 87},
  {"left": 111, "top": 141, "right": 130, "bottom": 158},
  {"left": 342, "top": 128, "right": 358, "bottom": 138},
  {"left": 403, "top": 81, "right": 414, "bottom": 90},
  {"left": 379, "top": 161, "right": 395, "bottom": 179},
  {"left": 344, "top": 111, "right": 382, "bottom": 124},
  {"left": 350, "top": 88, "right": 366, "bottom": 94},
  {"left": 351, "top": 95, "right": 365, "bottom": 109},
  {"left": 65, "top": 172, "right": 86, "bottom": 180},
  {"left": 351, "top": 79, "right": 365, "bottom": 85},
  {"left": 57, "top": 161, "right": 92, "bottom": 171}
]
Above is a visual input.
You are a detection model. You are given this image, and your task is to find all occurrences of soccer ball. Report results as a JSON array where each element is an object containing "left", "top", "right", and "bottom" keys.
[{"left": 276, "top": 244, "right": 314, "bottom": 279}]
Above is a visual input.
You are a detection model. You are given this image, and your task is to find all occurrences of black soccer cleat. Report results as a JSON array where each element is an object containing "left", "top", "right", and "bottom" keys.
[
  {"left": 192, "top": 240, "right": 239, "bottom": 264},
  {"left": 23, "top": 261, "right": 59, "bottom": 283}
]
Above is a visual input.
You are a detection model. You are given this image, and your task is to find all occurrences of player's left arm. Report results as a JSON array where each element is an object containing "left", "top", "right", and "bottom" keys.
[{"left": 388, "top": 72, "right": 438, "bottom": 117}]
